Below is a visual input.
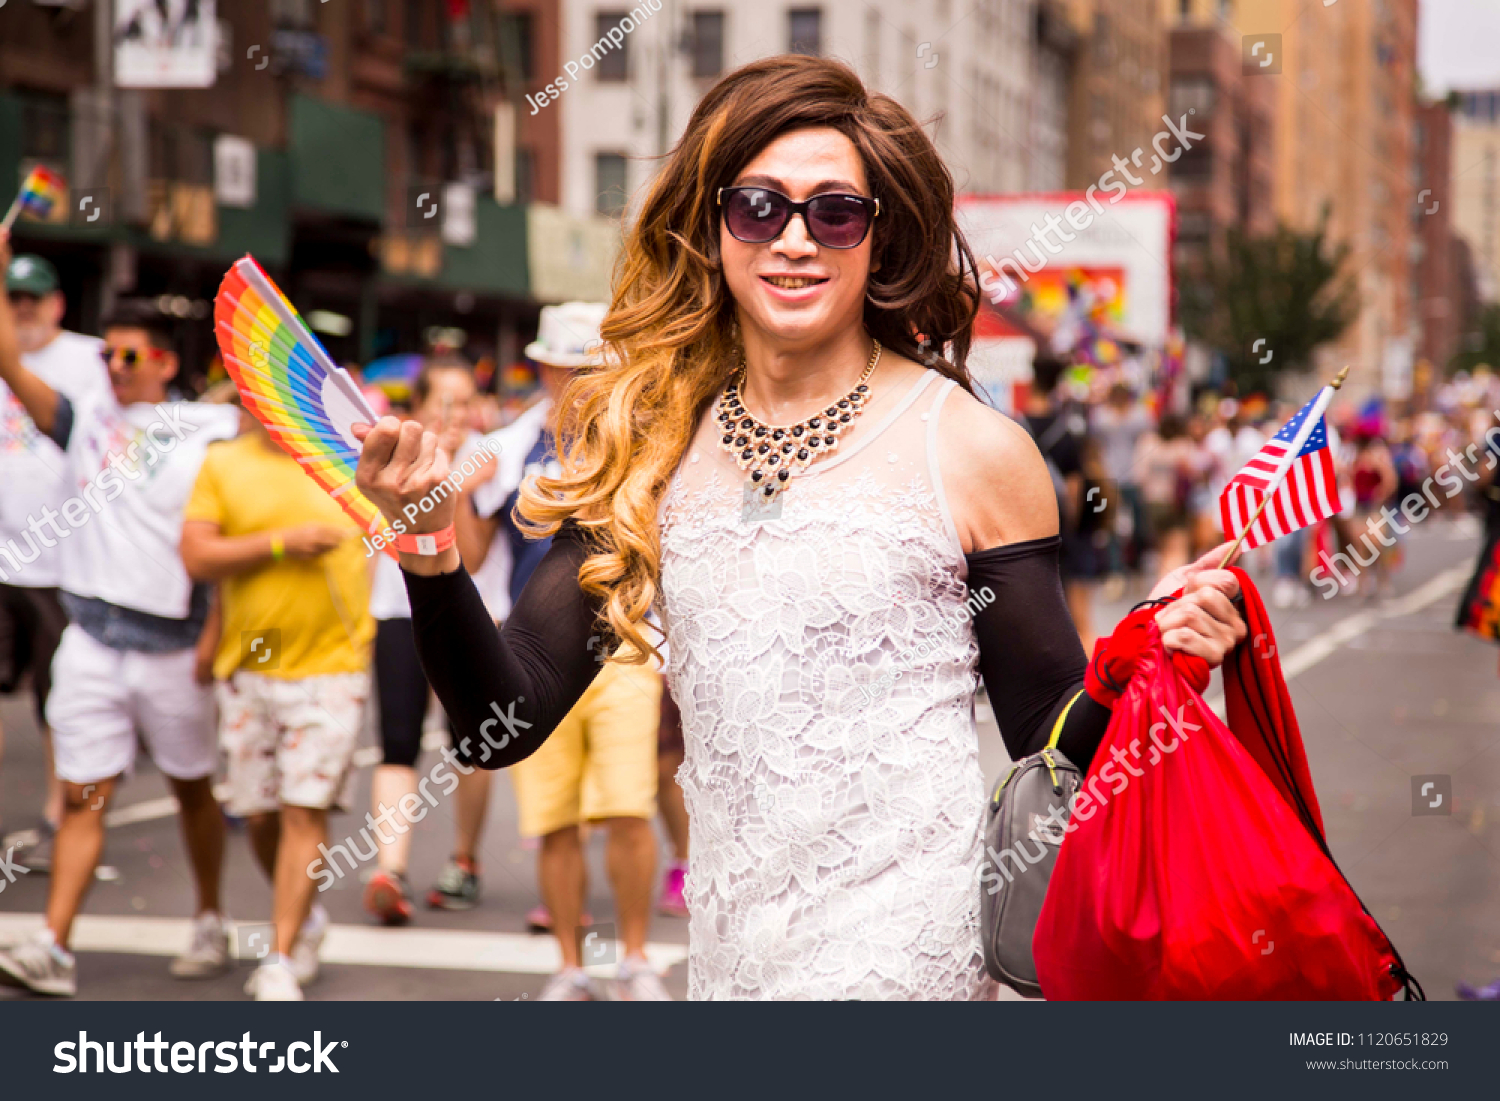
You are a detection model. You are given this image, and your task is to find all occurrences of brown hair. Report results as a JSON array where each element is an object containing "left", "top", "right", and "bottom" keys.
[{"left": 519, "top": 55, "right": 983, "bottom": 662}]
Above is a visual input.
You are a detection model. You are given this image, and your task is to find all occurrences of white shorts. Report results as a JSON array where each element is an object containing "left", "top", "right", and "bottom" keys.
[
  {"left": 46, "top": 625, "right": 217, "bottom": 786},
  {"left": 218, "top": 670, "right": 368, "bottom": 815}
]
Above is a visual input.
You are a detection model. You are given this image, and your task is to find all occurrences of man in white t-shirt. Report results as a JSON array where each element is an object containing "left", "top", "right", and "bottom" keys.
[
  {"left": 0, "top": 240, "right": 237, "bottom": 998},
  {"left": 0, "top": 253, "right": 109, "bottom": 862}
]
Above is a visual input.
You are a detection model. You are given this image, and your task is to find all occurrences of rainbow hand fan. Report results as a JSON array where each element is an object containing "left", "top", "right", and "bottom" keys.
[{"left": 214, "top": 255, "right": 399, "bottom": 559}]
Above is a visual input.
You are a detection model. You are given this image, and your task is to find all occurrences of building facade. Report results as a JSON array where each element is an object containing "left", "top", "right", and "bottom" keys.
[
  {"left": 1233, "top": 0, "right": 1420, "bottom": 391},
  {"left": 549, "top": 0, "right": 1081, "bottom": 221},
  {"left": 1059, "top": 0, "right": 1168, "bottom": 192},
  {"left": 1412, "top": 98, "right": 1459, "bottom": 372},
  {"left": 0, "top": 0, "right": 614, "bottom": 376},
  {"left": 1164, "top": 21, "right": 1275, "bottom": 272},
  {"left": 1450, "top": 89, "right": 1500, "bottom": 307}
]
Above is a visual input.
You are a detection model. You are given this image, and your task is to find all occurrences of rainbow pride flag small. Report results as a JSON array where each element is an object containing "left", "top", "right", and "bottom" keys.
[{"left": 1, "top": 165, "right": 66, "bottom": 231}]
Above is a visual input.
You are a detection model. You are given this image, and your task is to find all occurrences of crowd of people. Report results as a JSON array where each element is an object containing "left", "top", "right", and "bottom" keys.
[
  {"left": 1018, "top": 354, "right": 1500, "bottom": 651},
  {"left": 0, "top": 233, "right": 680, "bottom": 1001},
  {"left": 2, "top": 220, "right": 1497, "bottom": 1002},
  {"left": 0, "top": 55, "right": 1497, "bottom": 1006}
]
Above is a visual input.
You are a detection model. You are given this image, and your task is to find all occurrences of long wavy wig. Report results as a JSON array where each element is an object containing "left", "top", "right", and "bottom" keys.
[{"left": 518, "top": 54, "right": 983, "bottom": 662}]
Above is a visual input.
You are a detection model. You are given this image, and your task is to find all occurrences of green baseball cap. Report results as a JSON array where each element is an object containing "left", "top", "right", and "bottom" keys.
[{"left": 6, "top": 254, "right": 60, "bottom": 296}]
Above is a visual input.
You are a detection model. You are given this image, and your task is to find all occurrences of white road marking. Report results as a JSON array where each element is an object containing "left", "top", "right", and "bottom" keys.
[
  {"left": 2, "top": 732, "right": 448, "bottom": 849},
  {"left": 1278, "top": 565, "right": 1471, "bottom": 681},
  {"left": 4, "top": 569, "right": 1472, "bottom": 849},
  {"left": 0, "top": 913, "right": 687, "bottom": 977}
]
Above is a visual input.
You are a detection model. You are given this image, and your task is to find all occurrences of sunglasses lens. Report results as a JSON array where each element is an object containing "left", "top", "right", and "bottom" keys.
[
  {"left": 807, "top": 195, "right": 873, "bottom": 248},
  {"left": 724, "top": 189, "right": 787, "bottom": 243}
]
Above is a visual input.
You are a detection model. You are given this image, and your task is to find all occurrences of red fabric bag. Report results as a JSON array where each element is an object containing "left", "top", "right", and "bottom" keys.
[{"left": 1033, "top": 570, "right": 1415, "bottom": 1000}]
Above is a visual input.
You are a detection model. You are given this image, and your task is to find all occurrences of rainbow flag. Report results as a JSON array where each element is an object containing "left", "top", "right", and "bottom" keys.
[{"left": 16, "top": 166, "right": 65, "bottom": 220}]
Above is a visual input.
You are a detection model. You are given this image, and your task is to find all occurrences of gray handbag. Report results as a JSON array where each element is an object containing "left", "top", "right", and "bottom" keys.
[{"left": 979, "top": 691, "right": 1084, "bottom": 998}]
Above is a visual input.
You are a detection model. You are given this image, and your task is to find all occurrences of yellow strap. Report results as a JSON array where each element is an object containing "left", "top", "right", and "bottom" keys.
[{"left": 1047, "top": 690, "right": 1085, "bottom": 751}]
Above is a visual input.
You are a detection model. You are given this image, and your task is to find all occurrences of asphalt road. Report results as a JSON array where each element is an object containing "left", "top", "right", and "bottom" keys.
[{"left": 2, "top": 515, "right": 1496, "bottom": 1001}]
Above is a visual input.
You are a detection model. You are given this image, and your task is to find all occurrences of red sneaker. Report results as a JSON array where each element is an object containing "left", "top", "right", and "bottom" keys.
[{"left": 364, "top": 870, "right": 413, "bottom": 926}]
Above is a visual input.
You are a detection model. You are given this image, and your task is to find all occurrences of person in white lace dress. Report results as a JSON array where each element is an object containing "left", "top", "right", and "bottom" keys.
[
  {"left": 660, "top": 370, "right": 996, "bottom": 999},
  {"left": 355, "top": 56, "right": 1249, "bottom": 1000}
]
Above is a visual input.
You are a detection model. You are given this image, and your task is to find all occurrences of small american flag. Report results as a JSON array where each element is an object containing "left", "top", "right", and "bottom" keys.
[{"left": 1218, "top": 388, "right": 1340, "bottom": 551}]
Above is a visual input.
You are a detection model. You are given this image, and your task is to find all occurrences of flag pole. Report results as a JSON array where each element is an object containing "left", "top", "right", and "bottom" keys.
[
  {"left": 0, "top": 193, "right": 23, "bottom": 234},
  {"left": 1217, "top": 365, "right": 1350, "bottom": 569}
]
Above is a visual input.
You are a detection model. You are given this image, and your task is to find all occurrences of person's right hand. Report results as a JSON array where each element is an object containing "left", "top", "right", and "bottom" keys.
[
  {"left": 353, "top": 416, "right": 457, "bottom": 534},
  {"left": 0, "top": 227, "right": 12, "bottom": 271},
  {"left": 281, "top": 523, "right": 350, "bottom": 559}
]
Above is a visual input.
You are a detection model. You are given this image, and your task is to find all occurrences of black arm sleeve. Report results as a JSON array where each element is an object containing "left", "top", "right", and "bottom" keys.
[
  {"left": 403, "top": 519, "right": 610, "bottom": 770},
  {"left": 966, "top": 536, "right": 1112, "bottom": 771}
]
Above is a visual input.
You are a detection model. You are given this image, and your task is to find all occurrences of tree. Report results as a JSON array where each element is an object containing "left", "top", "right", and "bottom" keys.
[
  {"left": 1447, "top": 303, "right": 1500, "bottom": 375},
  {"left": 1181, "top": 211, "right": 1360, "bottom": 395}
]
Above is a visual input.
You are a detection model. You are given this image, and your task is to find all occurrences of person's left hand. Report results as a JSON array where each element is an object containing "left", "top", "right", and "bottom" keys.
[{"left": 1149, "top": 542, "right": 1248, "bottom": 668}]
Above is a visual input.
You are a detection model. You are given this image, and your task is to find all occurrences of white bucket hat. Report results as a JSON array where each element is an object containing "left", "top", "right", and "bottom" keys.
[{"left": 525, "top": 301, "right": 609, "bottom": 367}]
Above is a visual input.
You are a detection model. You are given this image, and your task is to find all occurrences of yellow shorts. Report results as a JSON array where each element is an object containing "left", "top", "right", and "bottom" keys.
[{"left": 510, "top": 660, "right": 662, "bottom": 838}]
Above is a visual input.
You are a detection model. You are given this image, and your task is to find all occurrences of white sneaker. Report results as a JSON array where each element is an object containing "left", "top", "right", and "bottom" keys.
[
  {"left": 289, "top": 904, "right": 327, "bottom": 985},
  {"left": 0, "top": 929, "right": 76, "bottom": 997},
  {"left": 613, "top": 956, "right": 672, "bottom": 1001},
  {"left": 247, "top": 959, "right": 304, "bottom": 1001},
  {"left": 169, "top": 910, "right": 230, "bottom": 979},
  {"left": 537, "top": 967, "right": 595, "bottom": 1001}
]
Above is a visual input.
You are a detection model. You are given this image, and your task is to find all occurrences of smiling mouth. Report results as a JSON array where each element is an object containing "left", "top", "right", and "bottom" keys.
[{"left": 761, "top": 275, "right": 828, "bottom": 290}]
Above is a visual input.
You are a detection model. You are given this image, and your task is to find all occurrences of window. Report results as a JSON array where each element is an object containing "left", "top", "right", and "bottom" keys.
[
  {"left": 148, "top": 119, "right": 213, "bottom": 185},
  {"left": 516, "top": 146, "right": 536, "bottom": 206},
  {"left": 20, "top": 93, "right": 69, "bottom": 163},
  {"left": 595, "top": 152, "right": 628, "bottom": 216},
  {"left": 595, "top": 12, "right": 630, "bottom": 81},
  {"left": 271, "top": 0, "right": 314, "bottom": 28},
  {"left": 1176, "top": 211, "right": 1212, "bottom": 242},
  {"left": 365, "top": 0, "right": 387, "bottom": 34},
  {"left": 405, "top": 0, "right": 425, "bottom": 47},
  {"left": 1170, "top": 76, "right": 1216, "bottom": 119},
  {"left": 691, "top": 11, "right": 725, "bottom": 78},
  {"left": 408, "top": 121, "right": 426, "bottom": 179},
  {"left": 501, "top": 12, "right": 536, "bottom": 84},
  {"left": 1171, "top": 143, "right": 1213, "bottom": 180},
  {"left": 789, "top": 8, "right": 822, "bottom": 56}
]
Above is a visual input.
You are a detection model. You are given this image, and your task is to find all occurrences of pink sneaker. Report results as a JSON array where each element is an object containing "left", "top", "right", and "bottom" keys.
[{"left": 657, "top": 863, "right": 688, "bottom": 918}]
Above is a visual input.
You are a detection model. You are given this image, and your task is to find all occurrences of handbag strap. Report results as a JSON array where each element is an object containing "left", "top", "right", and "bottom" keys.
[{"left": 1047, "top": 689, "right": 1084, "bottom": 751}]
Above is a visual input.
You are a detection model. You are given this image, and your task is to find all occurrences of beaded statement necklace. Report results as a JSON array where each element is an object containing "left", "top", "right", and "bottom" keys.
[{"left": 715, "top": 340, "right": 883, "bottom": 502}]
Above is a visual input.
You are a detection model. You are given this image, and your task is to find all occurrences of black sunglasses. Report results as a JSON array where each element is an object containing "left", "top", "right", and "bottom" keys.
[{"left": 717, "top": 186, "right": 880, "bottom": 249}]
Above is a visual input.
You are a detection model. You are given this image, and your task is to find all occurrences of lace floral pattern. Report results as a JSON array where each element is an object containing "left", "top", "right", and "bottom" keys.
[{"left": 657, "top": 377, "right": 997, "bottom": 1000}]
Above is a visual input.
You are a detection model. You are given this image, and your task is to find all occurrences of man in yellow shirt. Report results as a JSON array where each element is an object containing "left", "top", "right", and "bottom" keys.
[{"left": 181, "top": 403, "right": 373, "bottom": 1001}]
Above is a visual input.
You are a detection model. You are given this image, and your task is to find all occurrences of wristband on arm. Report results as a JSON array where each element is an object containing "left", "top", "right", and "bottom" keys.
[{"left": 392, "top": 524, "right": 457, "bottom": 556}]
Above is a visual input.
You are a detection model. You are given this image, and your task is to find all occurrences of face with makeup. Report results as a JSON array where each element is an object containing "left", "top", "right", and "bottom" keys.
[{"left": 718, "top": 127, "right": 878, "bottom": 353}]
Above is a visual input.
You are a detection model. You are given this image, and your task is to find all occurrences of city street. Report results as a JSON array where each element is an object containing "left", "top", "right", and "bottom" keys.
[{"left": 2, "top": 516, "right": 1496, "bottom": 1002}]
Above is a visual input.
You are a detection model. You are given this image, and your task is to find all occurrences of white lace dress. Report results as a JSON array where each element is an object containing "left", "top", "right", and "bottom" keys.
[{"left": 657, "top": 369, "right": 998, "bottom": 1000}]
